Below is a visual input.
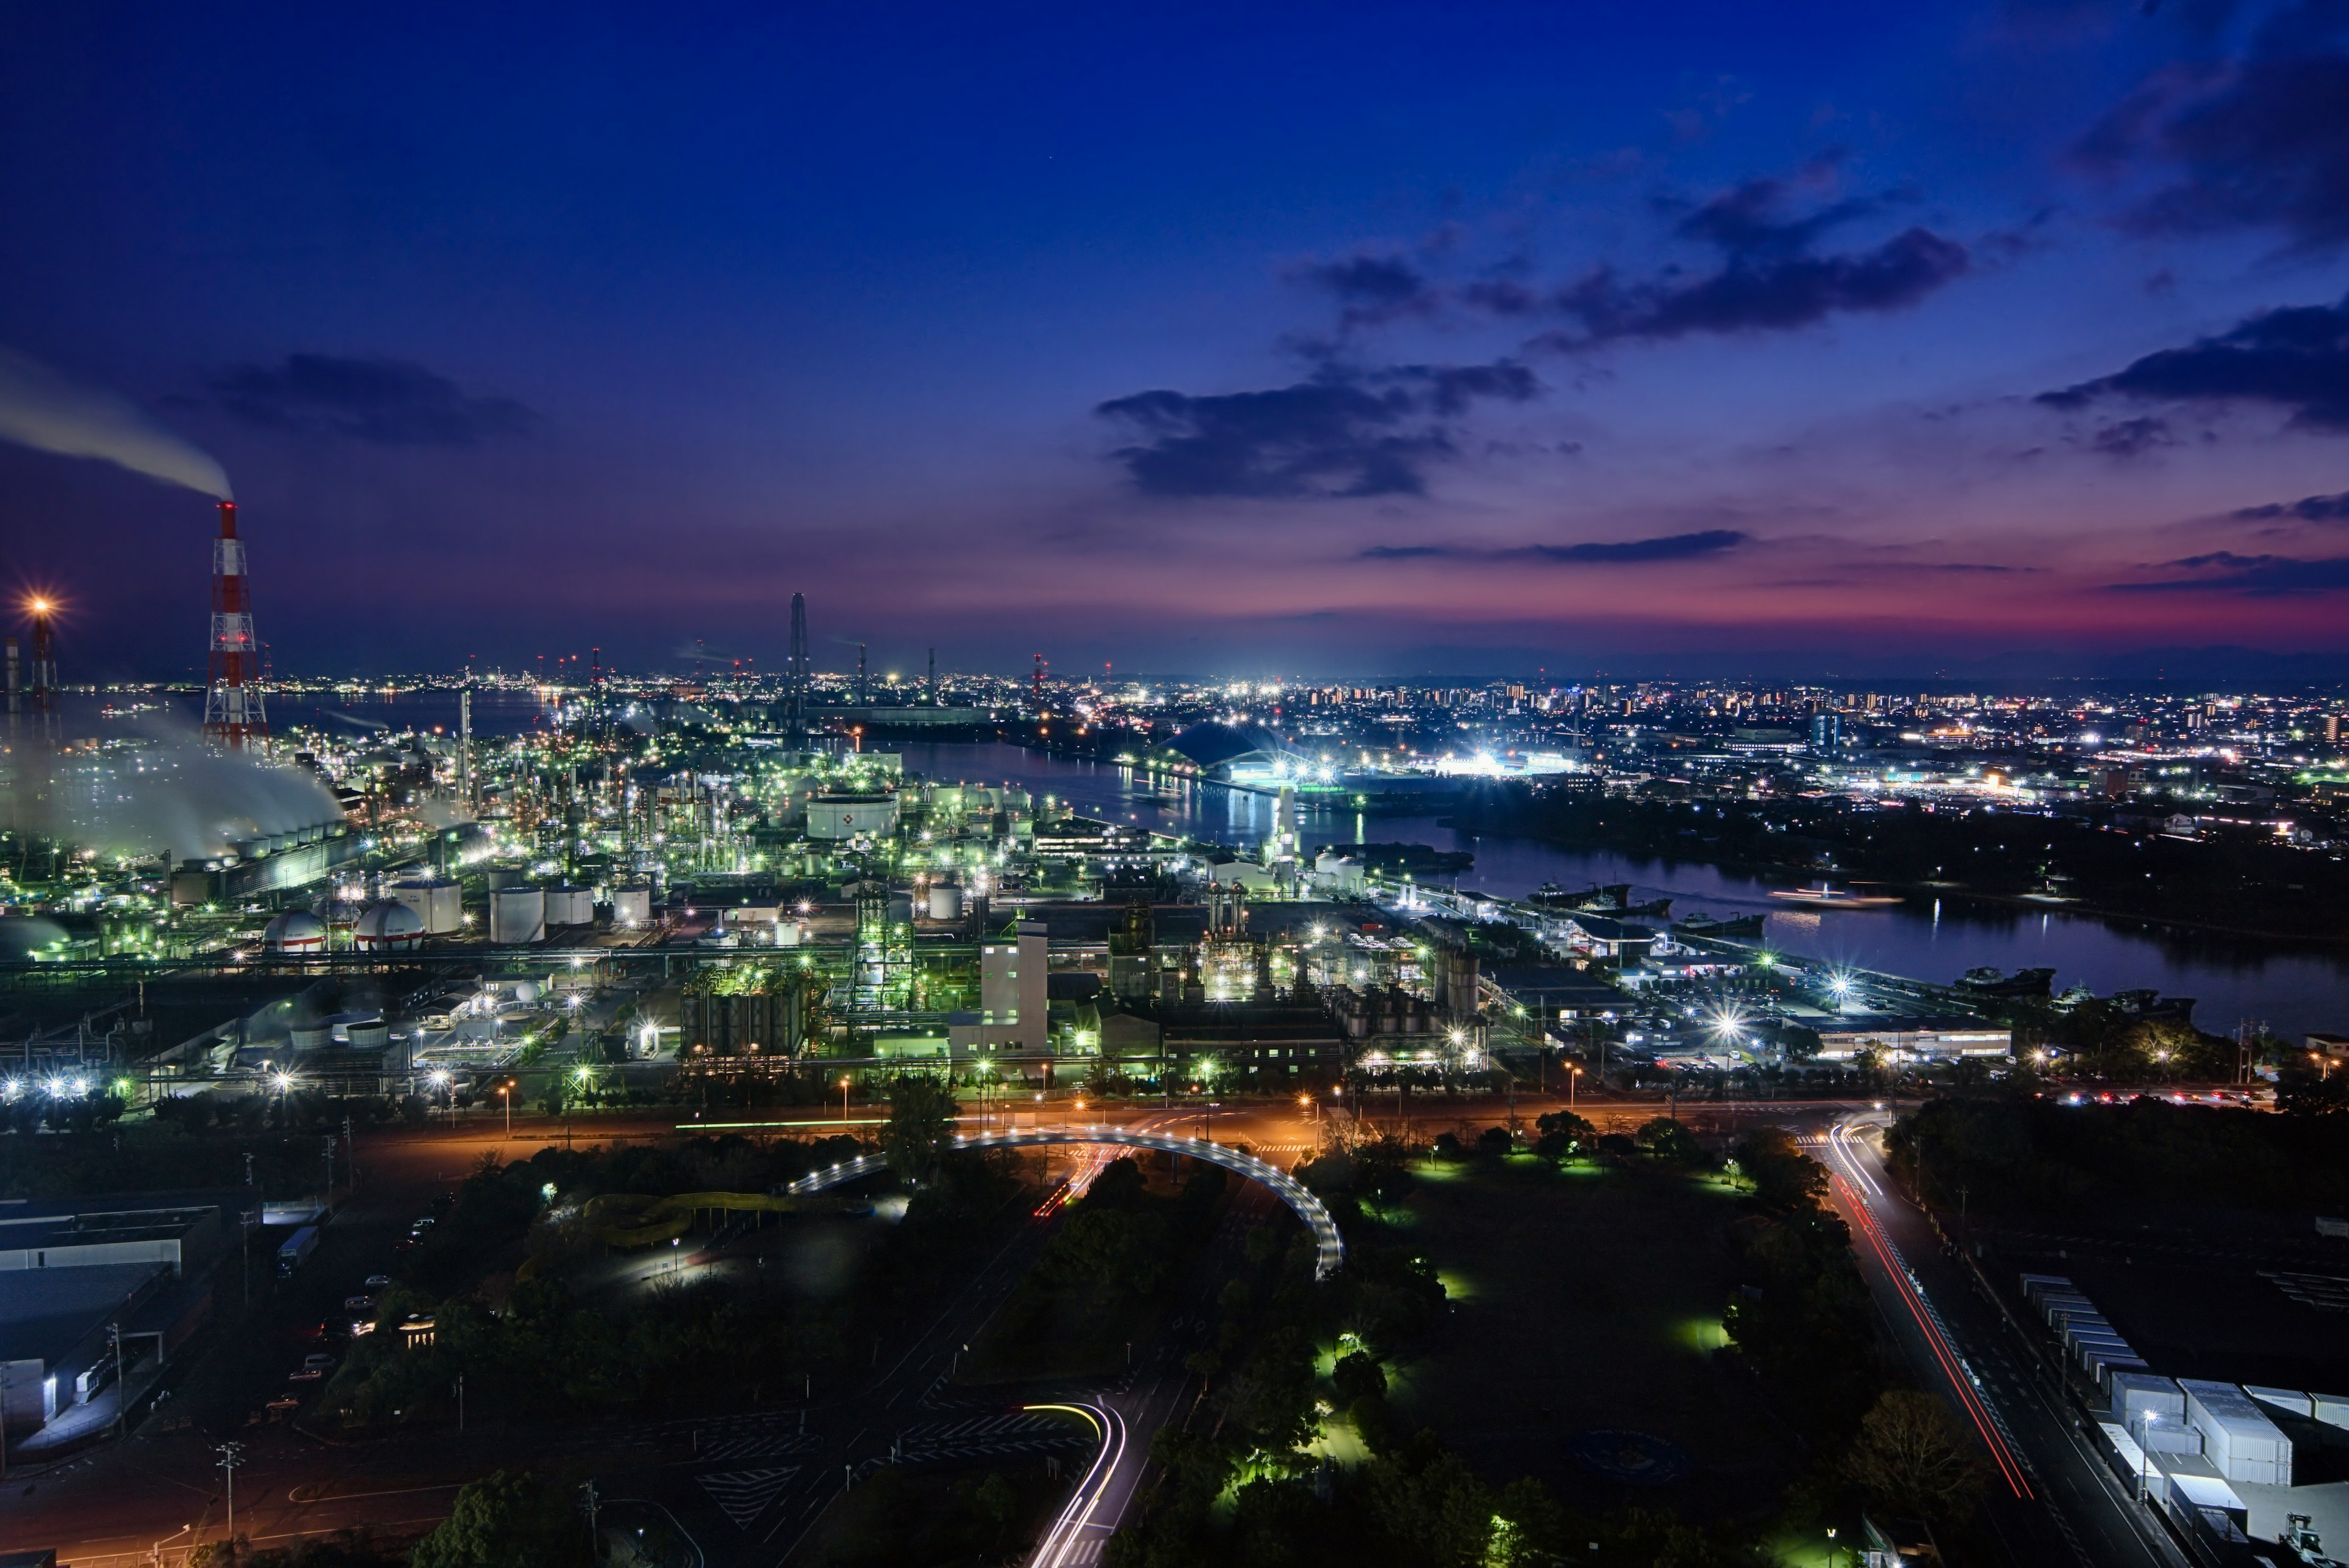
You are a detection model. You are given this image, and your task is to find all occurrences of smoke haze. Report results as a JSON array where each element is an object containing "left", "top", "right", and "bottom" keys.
[
  {"left": 13, "top": 720, "right": 342, "bottom": 861},
  {"left": 0, "top": 346, "right": 232, "bottom": 499}
]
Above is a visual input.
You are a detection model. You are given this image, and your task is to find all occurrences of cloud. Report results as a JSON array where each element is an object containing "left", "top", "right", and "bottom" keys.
[
  {"left": 1360, "top": 528, "right": 1749, "bottom": 563},
  {"left": 2038, "top": 292, "right": 2349, "bottom": 429},
  {"left": 212, "top": 353, "right": 536, "bottom": 445},
  {"left": 2109, "top": 551, "right": 2349, "bottom": 593},
  {"left": 1668, "top": 163, "right": 1885, "bottom": 260},
  {"left": 1540, "top": 229, "right": 1970, "bottom": 347},
  {"left": 1095, "top": 361, "right": 1537, "bottom": 500},
  {"left": 2075, "top": 2, "right": 2349, "bottom": 249},
  {"left": 1289, "top": 252, "right": 1441, "bottom": 334},
  {"left": 2092, "top": 415, "right": 2178, "bottom": 456},
  {"left": 2232, "top": 488, "right": 2349, "bottom": 520}
]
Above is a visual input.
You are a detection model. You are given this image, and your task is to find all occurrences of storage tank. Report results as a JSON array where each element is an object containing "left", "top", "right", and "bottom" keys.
[
  {"left": 927, "top": 883, "right": 963, "bottom": 921},
  {"left": 290, "top": 1023, "right": 333, "bottom": 1053},
  {"left": 344, "top": 1019, "right": 391, "bottom": 1053},
  {"left": 353, "top": 901, "right": 426, "bottom": 952},
  {"left": 545, "top": 886, "right": 595, "bottom": 926},
  {"left": 486, "top": 868, "right": 524, "bottom": 891},
  {"left": 388, "top": 878, "right": 464, "bottom": 934},
  {"left": 264, "top": 910, "right": 328, "bottom": 954},
  {"left": 489, "top": 886, "right": 546, "bottom": 944},
  {"left": 612, "top": 885, "right": 653, "bottom": 927}
]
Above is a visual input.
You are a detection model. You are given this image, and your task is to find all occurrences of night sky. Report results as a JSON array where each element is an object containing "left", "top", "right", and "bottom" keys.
[{"left": 4, "top": 2, "right": 2349, "bottom": 681}]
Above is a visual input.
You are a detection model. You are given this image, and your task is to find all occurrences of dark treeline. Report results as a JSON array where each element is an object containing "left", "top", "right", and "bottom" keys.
[
  {"left": 1890, "top": 1093, "right": 2349, "bottom": 1215},
  {"left": 1463, "top": 788, "right": 2349, "bottom": 941}
]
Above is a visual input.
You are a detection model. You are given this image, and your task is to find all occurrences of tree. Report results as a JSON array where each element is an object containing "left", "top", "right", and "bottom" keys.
[
  {"left": 1634, "top": 1117, "right": 1704, "bottom": 1164},
  {"left": 407, "top": 1471, "right": 590, "bottom": 1568},
  {"left": 1534, "top": 1109, "right": 1594, "bottom": 1161},
  {"left": 1734, "top": 1127, "right": 1828, "bottom": 1213},
  {"left": 883, "top": 1074, "right": 959, "bottom": 1180},
  {"left": 1332, "top": 1350, "right": 1386, "bottom": 1405},
  {"left": 1840, "top": 1390, "right": 1989, "bottom": 1522}
]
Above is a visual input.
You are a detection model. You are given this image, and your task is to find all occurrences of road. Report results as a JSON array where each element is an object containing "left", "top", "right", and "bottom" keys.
[{"left": 1819, "top": 1113, "right": 2189, "bottom": 1568}]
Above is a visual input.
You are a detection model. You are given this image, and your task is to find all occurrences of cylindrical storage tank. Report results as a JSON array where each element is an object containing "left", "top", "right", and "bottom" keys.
[
  {"left": 290, "top": 1023, "right": 333, "bottom": 1053},
  {"left": 489, "top": 886, "right": 546, "bottom": 944},
  {"left": 774, "top": 920, "right": 803, "bottom": 947},
  {"left": 545, "top": 886, "right": 594, "bottom": 926},
  {"left": 927, "top": 883, "right": 963, "bottom": 921},
  {"left": 353, "top": 901, "right": 426, "bottom": 952},
  {"left": 264, "top": 909, "right": 327, "bottom": 954},
  {"left": 486, "top": 868, "right": 524, "bottom": 891},
  {"left": 389, "top": 878, "right": 464, "bottom": 934},
  {"left": 611, "top": 886, "right": 652, "bottom": 927},
  {"left": 345, "top": 1019, "right": 391, "bottom": 1053},
  {"left": 888, "top": 892, "right": 915, "bottom": 926}
]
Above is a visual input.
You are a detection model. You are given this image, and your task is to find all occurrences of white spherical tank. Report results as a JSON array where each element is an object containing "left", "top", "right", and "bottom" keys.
[
  {"left": 264, "top": 910, "right": 328, "bottom": 953},
  {"left": 927, "top": 883, "right": 963, "bottom": 921},
  {"left": 512, "top": 979, "right": 541, "bottom": 1005},
  {"left": 353, "top": 901, "right": 426, "bottom": 952},
  {"left": 489, "top": 886, "right": 546, "bottom": 944}
]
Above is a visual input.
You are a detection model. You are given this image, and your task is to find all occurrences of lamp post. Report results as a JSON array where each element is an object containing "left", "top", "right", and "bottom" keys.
[
  {"left": 499, "top": 1082, "right": 512, "bottom": 1141},
  {"left": 1568, "top": 1063, "right": 1581, "bottom": 1112},
  {"left": 1822, "top": 1525, "right": 1836, "bottom": 1566},
  {"left": 839, "top": 1076, "right": 852, "bottom": 1122}
]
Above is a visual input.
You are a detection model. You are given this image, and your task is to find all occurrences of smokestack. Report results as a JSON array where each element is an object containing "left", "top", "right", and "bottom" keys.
[
  {"left": 5, "top": 636, "right": 17, "bottom": 716},
  {"left": 785, "top": 592, "right": 809, "bottom": 747},
  {"left": 26, "top": 600, "right": 59, "bottom": 744},
  {"left": 201, "top": 500, "right": 267, "bottom": 751}
]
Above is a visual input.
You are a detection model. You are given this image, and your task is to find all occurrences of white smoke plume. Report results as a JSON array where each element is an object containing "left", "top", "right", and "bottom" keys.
[
  {"left": 13, "top": 719, "right": 341, "bottom": 862},
  {"left": 0, "top": 346, "right": 232, "bottom": 499}
]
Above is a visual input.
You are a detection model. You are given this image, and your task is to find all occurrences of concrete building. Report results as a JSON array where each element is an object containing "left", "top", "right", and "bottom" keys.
[
  {"left": 974, "top": 920, "right": 1048, "bottom": 1050},
  {"left": 1813, "top": 1016, "right": 2012, "bottom": 1061}
]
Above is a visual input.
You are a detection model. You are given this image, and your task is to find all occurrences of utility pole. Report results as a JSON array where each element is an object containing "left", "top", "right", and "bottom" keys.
[
  {"left": 216, "top": 1441, "right": 245, "bottom": 1544},
  {"left": 110, "top": 1322, "right": 125, "bottom": 1438},
  {"left": 343, "top": 1114, "right": 355, "bottom": 1190}
]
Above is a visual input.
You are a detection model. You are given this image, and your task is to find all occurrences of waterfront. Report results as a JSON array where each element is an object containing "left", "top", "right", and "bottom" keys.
[{"left": 895, "top": 741, "right": 2349, "bottom": 1046}]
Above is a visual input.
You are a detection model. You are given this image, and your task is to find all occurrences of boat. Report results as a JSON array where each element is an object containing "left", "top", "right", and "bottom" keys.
[
  {"left": 1675, "top": 911, "right": 1768, "bottom": 938},
  {"left": 1533, "top": 882, "right": 1673, "bottom": 918},
  {"left": 1956, "top": 966, "right": 2056, "bottom": 998},
  {"left": 1768, "top": 887, "right": 1900, "bottom": 909}
]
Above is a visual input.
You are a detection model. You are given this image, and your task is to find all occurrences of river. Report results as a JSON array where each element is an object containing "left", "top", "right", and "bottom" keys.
[
  {"left": 891, "top": 741, "right": 2349, "bottom": 1046},
  {"left": 112, "top": 699, "right": 2340, "bottom": 1044}
]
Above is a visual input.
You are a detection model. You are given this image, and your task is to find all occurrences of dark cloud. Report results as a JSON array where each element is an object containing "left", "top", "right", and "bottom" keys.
[
  {"left": 1292, "top": 253, "right": 1438, "bottom": 330},
  {"left": 2038, "top": 292, "right": 2349, "bottom": 429},
  {"left": 1096, "top": 361, "right": 1537, "bottom": 500},
  {"left": 2075, "top": 1, "right": 2349, "bottom": 249},
  {"left": 1359, "top": 528, "right": 1748, "bottom": 563},
  {"left": 2232, "top": 488, "right": 2349, "bottom": 520},
  {"left": 1540, "top": 229, "right": 1970, "bottom": 347},
  {"left": 1669, "top": 166, "right": 1883, "bottom": 260},
  {"left": 212, "top": 354, "right": 535, "bottom": 445},
  {"left": 2092, "top": 415, "right": 2178, "bottom": 456},
  {"left": 2109, "top": 551, "right": 2349, "bottom": 593}
]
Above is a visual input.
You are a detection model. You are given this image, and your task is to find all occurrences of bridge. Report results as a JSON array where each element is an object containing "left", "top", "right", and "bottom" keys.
[{"left": 781, "top": 1125, "right": 1346, "bottom": 1278}]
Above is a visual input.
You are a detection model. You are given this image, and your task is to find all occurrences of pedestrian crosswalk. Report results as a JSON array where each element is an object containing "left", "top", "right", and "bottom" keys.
[
  {"left": 891, "top": 1411, "right": 1093, "bottom": 1465},
  {"left": 696, "top": 1466, "right": 800, "bottom": 1528}
]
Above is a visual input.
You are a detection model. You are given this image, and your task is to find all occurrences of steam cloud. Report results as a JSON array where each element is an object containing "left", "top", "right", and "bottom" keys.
[
  {"left": 15, "top": 720, "right": 342, "bottom": 862},
  {"left": 0, "top": 346, "right": 232, "bottom": 499}
]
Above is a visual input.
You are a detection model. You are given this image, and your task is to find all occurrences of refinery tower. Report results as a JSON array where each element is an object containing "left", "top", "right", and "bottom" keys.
[{"left": 201, "top": 500, "right": 267, "bottom": 750}]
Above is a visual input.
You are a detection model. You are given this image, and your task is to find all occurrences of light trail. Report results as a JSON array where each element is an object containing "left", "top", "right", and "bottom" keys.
[
  {"left": 1023, "top": 1401, "right": 1126, "bottom": 1568},
  {"left": 1824, "top": 1123, "right": 2033, "bottom": 1500}
]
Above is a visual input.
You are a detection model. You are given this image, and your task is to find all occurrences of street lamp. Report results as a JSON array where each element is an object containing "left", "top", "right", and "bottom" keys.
[
  {"left": 1568, "top": 1063, "right": 1582, "bottom": 1112},
  {"left": 840, "top": 1076, "right": 853, "bottom": 1121},
  {"left": 498, "top": 1081, "right": 513, "bottom": 1140}
]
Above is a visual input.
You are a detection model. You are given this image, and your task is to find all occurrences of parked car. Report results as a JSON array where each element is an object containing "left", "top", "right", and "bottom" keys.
[
  {"left": 343, "top": 1295, "right": 375, "bottom": 1313},
  {"left": 364, "top": 1274, "right": 394, "bottom": 1289}
]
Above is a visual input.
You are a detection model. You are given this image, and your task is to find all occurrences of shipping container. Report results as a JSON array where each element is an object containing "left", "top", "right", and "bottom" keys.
[
  {"left": 276, "top": 1224, "right": 320, "bottom": 1277},
  {"left": 2180, "top": 1380, "right": 2294, "bottom": 1486}
]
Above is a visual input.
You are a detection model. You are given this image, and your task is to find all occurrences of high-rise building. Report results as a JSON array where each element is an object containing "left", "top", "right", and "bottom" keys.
[{"left": 1809, "top": 711, "right": 1842, "bottom": 755}]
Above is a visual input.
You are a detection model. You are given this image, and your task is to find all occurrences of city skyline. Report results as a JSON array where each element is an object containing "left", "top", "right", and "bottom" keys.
[{"left": 6, "top": 2, "right": 2349, "bottom": 678}]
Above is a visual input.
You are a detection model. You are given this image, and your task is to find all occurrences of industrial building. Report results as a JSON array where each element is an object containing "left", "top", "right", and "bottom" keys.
[{"left": 0, "top": 1191, "right": 253, "bottom": 1449}]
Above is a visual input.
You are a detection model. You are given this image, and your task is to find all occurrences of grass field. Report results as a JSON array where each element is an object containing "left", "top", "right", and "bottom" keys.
[{"left": 1382, "top": 1148, "right": 1803, "bottom": 1522}]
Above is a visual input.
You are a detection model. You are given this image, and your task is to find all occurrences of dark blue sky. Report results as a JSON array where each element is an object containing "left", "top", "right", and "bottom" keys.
[{"left": 4, "top": 1, "right": 2348, "bottom": 679}]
